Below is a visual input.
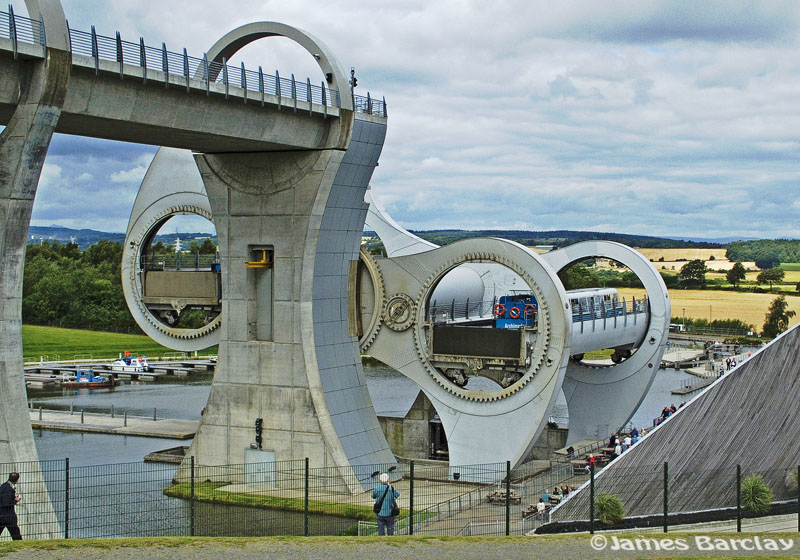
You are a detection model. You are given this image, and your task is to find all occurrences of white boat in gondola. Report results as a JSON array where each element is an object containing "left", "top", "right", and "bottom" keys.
[{"left": 111, "top": 355, "right": 149, "bottom": 372}]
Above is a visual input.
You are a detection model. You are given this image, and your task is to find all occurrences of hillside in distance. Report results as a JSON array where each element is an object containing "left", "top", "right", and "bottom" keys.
[
  {"left": 28, "top": 225, "right": 215, "bottom": 250},
  {"left": 407, "top": 229, "right": 724, "bottom": 249}
]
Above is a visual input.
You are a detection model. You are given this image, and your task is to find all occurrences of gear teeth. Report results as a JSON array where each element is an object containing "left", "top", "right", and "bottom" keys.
[
  {"left": 358, "top": 248, "right": 386, "bottom": 351},
  {"left": 411, "top": 251, "right": 555, "bottom": 403},
  {"left": 124, "top": 204, "right": 221, "bottom": 343}
]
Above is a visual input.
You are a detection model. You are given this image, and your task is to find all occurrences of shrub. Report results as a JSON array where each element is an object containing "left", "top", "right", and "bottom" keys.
[
  {"left": 786, "top": 469, "right": 799, "bottom": 492},
  {"left": 595, "top": 493, "right": 625, "bottom": 525},
  {"left": 741, "top": 474, "right": 773, "bottom": 514}
]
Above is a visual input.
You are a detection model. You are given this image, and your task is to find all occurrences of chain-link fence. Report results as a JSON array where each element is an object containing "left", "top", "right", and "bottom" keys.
[{"left": 1, "top": 458, "right": 797, "bottom": 540}]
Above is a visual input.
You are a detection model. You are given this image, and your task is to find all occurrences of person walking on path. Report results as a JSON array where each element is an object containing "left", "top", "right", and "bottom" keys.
[
  {"left": 0, "top": 472, "right": 22, "bottom": 540},
  {"left": 371, "top": 473, "right": 400, "bottom": 536}
]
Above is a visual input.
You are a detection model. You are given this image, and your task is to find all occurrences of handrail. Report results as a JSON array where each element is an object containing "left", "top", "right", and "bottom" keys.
[{"left": 0, "top": 7, "right": 385, "bottom": 117}]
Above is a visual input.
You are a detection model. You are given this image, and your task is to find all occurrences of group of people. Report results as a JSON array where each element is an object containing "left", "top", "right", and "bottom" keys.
[
  {"left": 536, "top": 486, "right": 576, "bottom": 514},
  {"left": 608, "top": 428, "right": 644, "bottom": 458},
  {"left": 654, "top": 401, "right": 686, "bottom": 426}
]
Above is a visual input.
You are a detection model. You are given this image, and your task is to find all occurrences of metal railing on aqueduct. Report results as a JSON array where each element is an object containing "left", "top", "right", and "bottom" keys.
[{"left": 1, "top": 5, "right": 387, "bottom": 117}]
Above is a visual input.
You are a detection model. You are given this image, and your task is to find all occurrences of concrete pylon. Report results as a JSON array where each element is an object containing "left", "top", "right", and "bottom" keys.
[
  {"left": 0, "top": 0, "right": 70, "bottom": 539},
  {"left": 176, "top": 23, "right": 395, "bottom": 492}
]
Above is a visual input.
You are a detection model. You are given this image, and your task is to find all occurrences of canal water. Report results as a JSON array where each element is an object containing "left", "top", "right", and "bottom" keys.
[
  {"left": 29, "top": 363, "right": 702, "bottom": 465},
  {"left": 25, "top": 362, "right": 704, "bottom": 537}
]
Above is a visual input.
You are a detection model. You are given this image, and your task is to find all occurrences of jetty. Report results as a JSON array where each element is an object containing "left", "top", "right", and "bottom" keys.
[
  {"left": 29, "top": 408, "right": 199, "bottom": 439},
  {"left": 24, "top": 359, "right": 216, "bottom": 385},
  {"left": 660, "top": 348, "right": 705, "bottom": 369}
]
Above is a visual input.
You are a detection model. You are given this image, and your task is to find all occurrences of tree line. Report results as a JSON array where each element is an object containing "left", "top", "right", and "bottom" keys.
[
  {"left": 22, "top": 239, "right": 216, "bottom": 333},
  {"left": 726, "top": 239, "right": 800, "bottom": 269},
  {"left": 23, "top": 240, "right": 138, "bottom": 332}
]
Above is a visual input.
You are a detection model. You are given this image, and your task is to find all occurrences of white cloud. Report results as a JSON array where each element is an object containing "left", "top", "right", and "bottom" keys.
[
  {"left": 110, "top": 165, "right": 147, "bottom": 183},
  {"left": 19, "top": 1, "right": 800, "bottom": 238}
]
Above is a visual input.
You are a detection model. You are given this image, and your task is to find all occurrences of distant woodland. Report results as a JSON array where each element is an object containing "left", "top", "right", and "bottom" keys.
[
  {"left": 725, "top": 239, "right": 800, "bottom": 269},
  {"left": 22, "top": 230, "right": 800, "bottom": 334},
  {"left": 410, "top": 229, "right": 722, "bottom": 250}
]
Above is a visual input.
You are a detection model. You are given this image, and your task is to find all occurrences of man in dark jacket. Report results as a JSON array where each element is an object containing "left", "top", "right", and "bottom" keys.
[{"left": 0, "top": 472, "right": 22, "bottom": 540}]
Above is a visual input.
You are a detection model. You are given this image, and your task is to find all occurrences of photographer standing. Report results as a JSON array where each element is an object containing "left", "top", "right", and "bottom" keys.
[
  {"left": 371, "top": 473, "right": 399, "bottom": 536},
  {"left": 0, "top": 472, "right": 22, "bottom": 540}
]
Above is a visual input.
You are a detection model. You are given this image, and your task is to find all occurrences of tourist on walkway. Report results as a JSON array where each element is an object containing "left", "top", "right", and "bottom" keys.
[
  {"left": 0, "top": 472, "right": 22, "bottom": 540},
  {"left": 372, "top": 473, "right": 399, "bottom": 536}
]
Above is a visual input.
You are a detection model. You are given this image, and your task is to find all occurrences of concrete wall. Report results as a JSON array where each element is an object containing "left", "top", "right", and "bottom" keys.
[
  {"left": 184, "top": 114, "right": 395, "bottom": 491},
  {"left": 553, "top": 324, "right": 800, "bottom": 520}
]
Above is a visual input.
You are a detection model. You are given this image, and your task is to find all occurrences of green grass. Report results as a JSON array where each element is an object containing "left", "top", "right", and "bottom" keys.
[
  {"left": 2, "top": 533, "right": 800, "bottom": 558},
  {"left": 164, "top": 482, "right": 375, "bottom": 520},
  {"left": 22, "top": 325, "right": 217, "bottom": 362},
  {"left": 780, "top": 262, "right": 800, "bottom": 271}
]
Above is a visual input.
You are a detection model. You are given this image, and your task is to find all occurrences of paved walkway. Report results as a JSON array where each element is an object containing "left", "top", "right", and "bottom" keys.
[
  {"left": 4, "top": 533, "right": 800, "bottom": 560},
  {"left": 29, "top": 408, "right": 198, "bottom": 439}
]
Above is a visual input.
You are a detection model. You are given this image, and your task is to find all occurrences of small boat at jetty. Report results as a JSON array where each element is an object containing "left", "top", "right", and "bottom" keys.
[
  {"left": 111, "top": 355, "right": 149, "bottom": 372},
  {"left": 62, "top": 369, "right": 116, "bottom": 388}
]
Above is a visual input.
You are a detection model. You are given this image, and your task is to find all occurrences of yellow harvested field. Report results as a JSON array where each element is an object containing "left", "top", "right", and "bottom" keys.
[
  {"left": 635, "top": 248, "right": 729, "bottom": 261},
  {"left": 616, "top": 288, "right": 800, "bottom": 330},
  {"left": 652, "top": 259, "right": 756, "bottom": 272},
  {"left": 706, "top": 270, "right": 800, "bottom": 284},
  {"left": 633, "top": 248, "right": 757, "bottom": 272}
]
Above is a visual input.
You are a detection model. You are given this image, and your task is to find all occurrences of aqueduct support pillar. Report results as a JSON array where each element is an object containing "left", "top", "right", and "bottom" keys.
[
  {"left": 186, "top": 115, "right": 396, "bottom": 492},
  {"left": 0, "top": 0, "right": 70, "bottom": 539}
]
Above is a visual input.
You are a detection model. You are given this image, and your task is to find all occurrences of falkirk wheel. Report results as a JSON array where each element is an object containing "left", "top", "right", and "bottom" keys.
[
  {"left": 125, "top": 57, "right": 669, "bottom": 484},
  {"left": 128, "top": 146, "right": 670, "bottom": 478},
  {"left": 363, "top": 190, "right": 671, "bottom": 454}
]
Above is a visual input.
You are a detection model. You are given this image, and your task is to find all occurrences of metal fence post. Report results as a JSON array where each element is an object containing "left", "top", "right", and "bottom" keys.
[
  {"left": 663, "top": 461, "right": 668, "bottom": 533},
  {"left": 589, "top": 464, "right": 595, "bottom": 534},
  {"left": 409, "top": 460, "right": 414, "bottom": 535},
  {"left": 304, "top": 457, "right": 309, "bottom": 537},
  {"left": 190, "top": 455, "right": 195, "bottom": 537},
  {"left": 505, "top": 460, "right": 511, "bottom": 536},
  {"left": 64, "top": 458, "right": 70, "bottom": 539},
  {"left": 9, "top": 4, "right": 18, "bottom": 59},
  {"left": 736, "top": 464, "right": 742, "bottom": 532}
]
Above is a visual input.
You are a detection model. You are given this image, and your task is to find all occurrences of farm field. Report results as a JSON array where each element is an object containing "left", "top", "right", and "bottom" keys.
[
  {"left": 635, "top": 248, "right": 728, "bottom": 261},
  {"left": 616, "top": 287, "right": 800, "bottom": 330},
  {"left": 706, "top": 269, "right": 800, "bottom": 287}
]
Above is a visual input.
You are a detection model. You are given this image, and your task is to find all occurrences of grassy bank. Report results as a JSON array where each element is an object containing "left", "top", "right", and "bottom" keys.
[
  {"left": 164, "top": 482, "right": 374, "bottom": 520},
  {"left": 21, "top": 325, "right": 217, "bottom": 362}
]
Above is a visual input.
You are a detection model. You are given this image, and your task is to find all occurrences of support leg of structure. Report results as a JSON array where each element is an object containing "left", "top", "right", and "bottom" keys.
[
  {"left": 0, "top": 0, "right": 71, "bottom": 539},
  {"left": 181, "top": 117, "right": 395, "bottom": 492}
]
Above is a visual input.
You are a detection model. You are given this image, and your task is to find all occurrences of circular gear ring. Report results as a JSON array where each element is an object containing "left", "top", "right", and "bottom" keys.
[
  {"left": 123, "top": 203, "right": 222, "bottom": 346},
  {"left": 412, "top": 250, "right": 558, "bottom": 403},
  {"left": 357, "top": 248, "right": 386, "bottom": 349}
]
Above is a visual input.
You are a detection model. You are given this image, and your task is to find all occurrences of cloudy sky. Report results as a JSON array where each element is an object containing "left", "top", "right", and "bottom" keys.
[{"left": 18, "top": 1, "right": 800, "bottom": 239}]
